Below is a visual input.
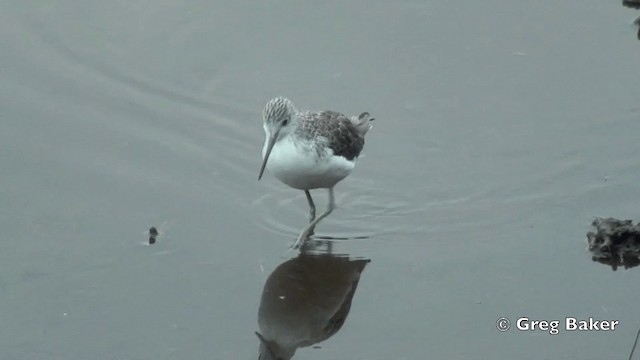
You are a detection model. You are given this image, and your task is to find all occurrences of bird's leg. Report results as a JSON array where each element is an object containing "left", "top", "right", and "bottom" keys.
[
  {"left": 304, "top": 190, "right": 316, "bottom": 223},
  {"left": 304, "top": 190, "right": 316, "bottom": 237},
  {"left": 292, "top": 188, "right": 335, "bottom": 249}
]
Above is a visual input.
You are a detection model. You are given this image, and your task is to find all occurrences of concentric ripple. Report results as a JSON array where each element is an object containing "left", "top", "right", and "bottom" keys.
[{"left": 251, "top": 178, "right": 418, "bottom": 241}]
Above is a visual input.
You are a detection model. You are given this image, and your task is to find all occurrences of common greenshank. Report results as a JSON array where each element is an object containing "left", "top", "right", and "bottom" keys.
[{"left": 258, "top": 97, "right": 374, "bottom": 249}]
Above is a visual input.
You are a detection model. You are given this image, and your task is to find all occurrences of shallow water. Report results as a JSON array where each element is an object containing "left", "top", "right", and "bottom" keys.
[{"left": 2, "top": 1, "right": 640, "bottom": 359}]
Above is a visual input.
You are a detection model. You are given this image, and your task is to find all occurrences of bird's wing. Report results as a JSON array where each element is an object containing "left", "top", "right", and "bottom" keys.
[{"left": 298, "top": 110, "right": 366, "bottom": 161}]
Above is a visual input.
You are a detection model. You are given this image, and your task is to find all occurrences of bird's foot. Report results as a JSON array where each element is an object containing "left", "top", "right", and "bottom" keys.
[
  {"left": 292, "top": 227, "right": 314, "bottom": 249},
  {"left": 291, "top": 234, "right": 306, "bottom": 250}
]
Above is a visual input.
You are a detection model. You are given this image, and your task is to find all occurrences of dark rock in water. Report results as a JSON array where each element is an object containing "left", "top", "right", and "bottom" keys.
[
  {"left": 622, "top": 1, "right": 640, "bottom": 40},
  {"left": 587, "top": 217, "right": 640, "bottom": 270},
  {"left": 623, "top": 0, "right": 640, "bottom": 9},
  {"left": 149, "top": 226, "right": 158, "bottom": 245}
]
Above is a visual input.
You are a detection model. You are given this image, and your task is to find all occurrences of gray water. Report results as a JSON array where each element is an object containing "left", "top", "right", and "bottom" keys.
[{"left": 2, "top": 1, "right": 640, "bottom": 359}]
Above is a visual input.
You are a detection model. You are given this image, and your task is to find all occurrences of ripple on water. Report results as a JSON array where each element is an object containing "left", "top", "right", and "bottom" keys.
[
  {"left": 20, "top": 17, "right": 264, "bottom": 205},
  {"left": 251, "top": 179, "right": 420, "bottom": 241}
]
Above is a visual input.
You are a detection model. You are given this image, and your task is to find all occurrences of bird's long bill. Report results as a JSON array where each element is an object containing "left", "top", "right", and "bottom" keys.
[
  {"left": 255, "top": 331, "right": 268, "bottom": 344},
  {"left": 255, "top": 332, "right": 277, "bottom": 359},
  {"left": 258, "top": 130, "right": 279, "bottom": 180}
]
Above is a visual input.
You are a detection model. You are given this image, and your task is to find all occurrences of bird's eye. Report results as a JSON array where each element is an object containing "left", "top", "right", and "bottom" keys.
[{"left": 282, "top": 118, "right": 289, "bottom": 126}]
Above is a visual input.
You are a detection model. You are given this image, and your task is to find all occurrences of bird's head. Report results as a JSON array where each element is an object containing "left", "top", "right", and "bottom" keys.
[{"left": 259, "top": 97, "right": 297, "bottom": 180}]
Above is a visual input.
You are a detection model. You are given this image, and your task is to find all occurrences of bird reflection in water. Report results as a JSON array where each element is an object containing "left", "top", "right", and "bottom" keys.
[{"left": 256, "top": 243, "right": 370, "bottom": 359}]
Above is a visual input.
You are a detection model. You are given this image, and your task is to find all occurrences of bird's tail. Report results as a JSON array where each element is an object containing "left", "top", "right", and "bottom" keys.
[{"left": 350, "top": 112, "right": 374, "bottom": 136}]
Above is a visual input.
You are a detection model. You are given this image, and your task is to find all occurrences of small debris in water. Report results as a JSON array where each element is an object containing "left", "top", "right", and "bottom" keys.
[{"left": 149, "top": 226, "right": 158, "bottom": 245}]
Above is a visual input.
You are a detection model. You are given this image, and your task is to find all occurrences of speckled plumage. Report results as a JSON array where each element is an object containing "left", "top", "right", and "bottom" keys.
[
  {"left": 295, "top": 110, "right": 371, "bottom": 161},
  {"left": 262, "top": 97, "right": 373, "bottom": 162}
]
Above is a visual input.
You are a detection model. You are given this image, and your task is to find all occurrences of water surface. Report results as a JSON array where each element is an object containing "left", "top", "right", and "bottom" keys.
[{"left": 2, "top": 1, "right": 640, "bottom": 359}]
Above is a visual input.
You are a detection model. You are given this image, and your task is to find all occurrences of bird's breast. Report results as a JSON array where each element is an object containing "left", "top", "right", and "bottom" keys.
[{"left": 263, "top": 136, "right": 355, "bottom": 190}]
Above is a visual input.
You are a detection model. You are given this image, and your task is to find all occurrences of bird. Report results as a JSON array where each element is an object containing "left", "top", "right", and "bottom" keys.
[{"left": 258, "top": 97, "right": 374, "bottom": 249}]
